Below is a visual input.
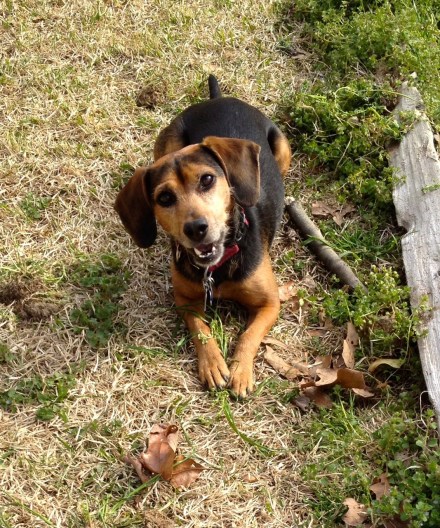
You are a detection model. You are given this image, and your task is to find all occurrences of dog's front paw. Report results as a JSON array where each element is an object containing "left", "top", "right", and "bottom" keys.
[
  {"left": 228, "top": 359, "right": 254, "bottom": 398},
  {"left": 198, "top": 350, "right": 230, "bottom": 390}
]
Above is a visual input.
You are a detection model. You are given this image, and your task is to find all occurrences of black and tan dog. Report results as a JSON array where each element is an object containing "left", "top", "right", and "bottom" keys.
[{"left": 115, "top": 76, "right": 291, "bottom": 397}]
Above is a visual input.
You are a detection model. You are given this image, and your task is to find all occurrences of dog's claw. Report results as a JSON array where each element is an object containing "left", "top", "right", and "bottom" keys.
[
  {"left": 228, "top": 359, "right": 254, "bottom": 399},
  {"left": 199, "top": 351, "right": 230, "bottom": 391}
]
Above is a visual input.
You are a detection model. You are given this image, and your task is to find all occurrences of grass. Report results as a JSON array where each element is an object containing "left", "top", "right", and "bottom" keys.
[{"left": 0, "top": 0, "right": 438, "bottom": 526}]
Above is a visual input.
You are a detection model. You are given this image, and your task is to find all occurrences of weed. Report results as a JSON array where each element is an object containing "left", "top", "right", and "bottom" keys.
[
  {"left": 283, "top": 79, "right": 405, "bottom": 207},
  {"left": 0, "top": 372, "right": 76, "bottom": 421},
  {"left": 19, "top": 192, "right": 51, "bottom": 221},
  {"left": 0, "top": 342, "right": 14, "bottom": 364},
  {"left": 217, "top": 391, "right": 275, "bottom": 457},
  {"left": 372, "top": 407, "right": 440, "bottom": 527},
  {"left": 287, "top": 0, "right": 440, "bottom": 126},
  {"left": 323, "top": 266, "right": 425, "bottom": 356},
  {"left": 295, "top": 392, "right": 439, "bottom": 527},
  {"left": 68, "top": 253, "right": 130, "bottom": 348}
]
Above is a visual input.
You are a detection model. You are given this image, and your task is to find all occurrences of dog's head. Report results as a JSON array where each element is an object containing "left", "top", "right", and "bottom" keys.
[{"left": 115, "top": 136, "right": 260, "bottom": 268}]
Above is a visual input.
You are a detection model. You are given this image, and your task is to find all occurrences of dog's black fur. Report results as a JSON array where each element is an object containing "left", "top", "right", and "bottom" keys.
[{"left": 155, "top": 75, "right": 285, "bottom": 285}]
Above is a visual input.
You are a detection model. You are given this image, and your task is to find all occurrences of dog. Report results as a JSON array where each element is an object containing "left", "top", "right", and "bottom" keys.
[{"left": 115, "top": 75, "right": 291, "bottom": 397}]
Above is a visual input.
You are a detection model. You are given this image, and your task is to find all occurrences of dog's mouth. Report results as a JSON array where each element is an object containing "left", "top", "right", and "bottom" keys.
[{"left": 192, "top": 241, "right": 223, "bottom": 266}]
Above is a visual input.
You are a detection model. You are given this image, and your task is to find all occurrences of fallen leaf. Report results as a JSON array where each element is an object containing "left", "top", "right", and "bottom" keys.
[
  {"left": 342, "top": 340, "right": 355, "bottom": 369},
  {"left": 342, "top": 322, "right": 359, "bottom": 369},
  {"left": 139, "top": 423, "right": 178, "bottom": 480},
  {"left": 311, "top": 201, "right": 356, "bottom": 226},
  {"left": 342, "top": 497, "right": 368, "bottom": 526},
  {"left": 307, "top": 327, "right": 329, "bottom": 337},
  {"left": 302, "top": 386, "right": 333, "bottom": 408},
  {"left": 352, "top": 388, "right": 375, "bottom": 398},
  {"left": 311, "top": 201, "right": 334, "bottom": 218},
  {"left": 315, "top": 367, "right": 373, "bottom": 396},
  {"left": 351, "top": 389, "right": 374, "bottom": 398},
  {"left": 370, "top": 473, "right": 391, "bottom": 500},
  {"left": 242, "top": 473, "right": 259, "bottom": 483},
  {"left": 262, "top": 336, "right": 290, "bottom": 349},
  {"left": 314, "top": 367, "right": 338, "bottom": 386},
  {"left": 346, "top": 322, "right": 360, "bottom": 347},
  {"left": 368, "top": 358, "right": 404, "bottom": 373},
  {"left": 123, "top": 454, "right": 151, "bottom": 483},
  {"left": 333, "top": 204, "right": 356, "bottom": 226},
  {"left": 278, "top": 281, "right": 298, "bottom": 302},
  {"left": 169, "top": 455, "right": 205, "bottom": 488},
  {"left": 125, "top": 423, "right": 205, "bottom": 489},
  {"left": 264, "top": 346, "right": 308, "bottom": 379}
]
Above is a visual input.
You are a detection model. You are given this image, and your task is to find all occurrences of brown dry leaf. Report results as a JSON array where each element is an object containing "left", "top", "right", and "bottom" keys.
[
  {"left": 307, "top": 327, "right": 328, "bottom": 337},
  {"left": 263, "top": 346, "right": 307, "bottom": 379},
  {"left": 139, "top": 423, "right": 178, "bottom": 480},
  {"left": 262, "top": 336, "right": 290, "bottom": 349},
  {"left": 342, "top": 322, "right": 359, "bottom": 369},
  {"left": 370, "top": 473, "right": 391, "bottom": 500},
  {"left": 333, "top": 204, "right": 356, "bottom": 226},
  {"left": 278, "top": 281, "right": 298, "bottom": 302},
  {"left": 315, "top": 367, "right": 374, "bottom": 397},
  {"left": 292, "top": 394, "right": 311, "bottom": 412},
  {"left": 125, "top": 424, "right": 205, "bottom": 489},
  {"left": 123, "top": 454, "right": 151, "bottom": 483},
  {"left": 352, "top": 388, "right": 375, "bottom": 398},
  {"left": 342, "top": 497, "right": 368, "bottom": 526},
  {"left": 169, "top": 455, "right": 205, "bottom": 489},
  {"left": 311, "top": 201, "right": 355, "bottom": 226},
  {"left": 302, "top": 386, "right": 333, "bottom": 408},
  {"left": 311, "top": 201, "right": 334, "bottom": 218},
  {"left": 368, "top": 358, "right": 404, "bottom": 373},
  {"left": 342, "top": 340, "right": 355, "bottom": 369},
  {"left": 346, "top": 322, "right": 360, "bottom": 347}
]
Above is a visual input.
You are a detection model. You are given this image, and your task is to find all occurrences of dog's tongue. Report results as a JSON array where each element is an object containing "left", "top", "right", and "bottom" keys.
[{"left": 194, "top": 243, "right": 215, "bottom": 257}]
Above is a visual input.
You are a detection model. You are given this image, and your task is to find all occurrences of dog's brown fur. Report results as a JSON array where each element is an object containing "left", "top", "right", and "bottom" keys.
[{"left": 115, "top": 77, "right": 290, "bottom": 397}]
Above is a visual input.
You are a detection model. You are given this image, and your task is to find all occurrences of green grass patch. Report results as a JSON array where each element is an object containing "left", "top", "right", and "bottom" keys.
[
  {"left": 0, "top": 372, "right": 76, "bottom": 421},
  {"left": 19, "top": 192, "right": 52, "bottom": 221},
  {"left": 283, "top": 0, "right": 440, "bottom": 126},
  {"left": 67, "top": 253, "right": 130, "bottom": 348},
  {"left": 296, "top": 393, "right": 439, "bottom": 527}
]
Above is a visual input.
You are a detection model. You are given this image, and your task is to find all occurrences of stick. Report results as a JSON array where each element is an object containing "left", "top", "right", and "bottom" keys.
[{"left": 285, "top": 197, "right": 366, "bottom": 291}]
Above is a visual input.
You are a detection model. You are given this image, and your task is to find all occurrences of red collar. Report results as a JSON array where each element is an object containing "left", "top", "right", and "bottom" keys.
[{"left": 208, "top": 244, "right": 240, "bottom": 273}]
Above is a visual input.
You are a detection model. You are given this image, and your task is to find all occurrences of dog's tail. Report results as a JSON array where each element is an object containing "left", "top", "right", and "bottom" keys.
[{"left": 208, "top": 75, "right": 222, "bottom": 99}]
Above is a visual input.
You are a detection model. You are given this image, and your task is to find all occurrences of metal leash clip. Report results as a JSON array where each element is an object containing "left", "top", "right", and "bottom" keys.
[{"left": 203, "top": 269, "right": 215, "bottom": 312}]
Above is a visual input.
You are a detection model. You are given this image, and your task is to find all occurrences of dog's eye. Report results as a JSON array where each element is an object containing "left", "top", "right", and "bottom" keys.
[
  {"left": 200, "top": 174, "right": 215, "bottom": 190},
  {"left": 156, "top": 191, "right": 176, "bottom": 207}
]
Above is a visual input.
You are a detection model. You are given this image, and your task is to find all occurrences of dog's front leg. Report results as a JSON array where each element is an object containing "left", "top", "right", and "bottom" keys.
[
  {"left": 222, "top": 253, "right": 281, "bottom": 398},
  {"left": 173, "top": 270, "right": 230, "bottom": 390}
]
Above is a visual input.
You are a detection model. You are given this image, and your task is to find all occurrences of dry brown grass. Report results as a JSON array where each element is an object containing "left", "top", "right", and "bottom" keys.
[{"left": 0, "top": 1, "right": 340, "bottom": 526}]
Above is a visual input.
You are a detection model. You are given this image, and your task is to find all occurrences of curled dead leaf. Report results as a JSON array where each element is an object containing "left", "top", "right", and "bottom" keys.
[
  {"left": 342, "top": 497, "right": 368, "bottom": 526},
  {"left": 139, "top": 423, "right": 179, "bottom": 480},
  {"left": 302, "top": 386, "right": 333, "bottom": 408},
  {"left": 125, "top": 423, "right": 205, "bottom": 489},
  {"left": 278, "top": 281, "right": 298, "bottom": 302},
  {"left": 370, "top": 473, "right": 391, "bottom": 500},
  {"left": 169, "top": 455, "right": 205, "bottom": 488},
  {"left": 368, "top": 358, "right": 404, "bottom": 373},
  {"left": 263, "top": 345, "right": 310, "bottom": 377}
]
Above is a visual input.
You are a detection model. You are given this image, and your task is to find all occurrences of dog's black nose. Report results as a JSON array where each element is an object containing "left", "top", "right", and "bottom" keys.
[{"left": 184, "top": 218, "right": 209, "bottom": 242}]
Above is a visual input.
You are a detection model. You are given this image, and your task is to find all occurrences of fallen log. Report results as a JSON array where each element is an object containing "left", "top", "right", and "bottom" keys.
[{"left": 388, "top": 82, "right": 440, "bottom": 428}]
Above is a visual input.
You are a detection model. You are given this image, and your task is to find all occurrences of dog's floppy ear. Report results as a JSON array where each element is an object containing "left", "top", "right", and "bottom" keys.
[
  {"left": 114, "top": 167, "right": 157, "bottom": 248},
  {"left": 202, "top": 136, "right": 261, "bottom": 207}
]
